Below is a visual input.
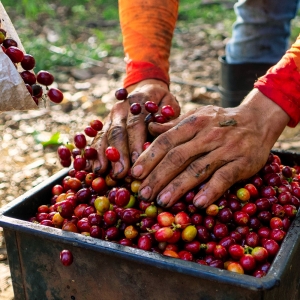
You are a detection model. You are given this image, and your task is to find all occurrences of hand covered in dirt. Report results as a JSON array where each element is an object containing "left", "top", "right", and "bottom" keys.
[
  {"left": 130, "top": 89, "right": 290, "bottom": 208},
  {"left": 90, "top": 79, "right": 180, "bottom": 178}
]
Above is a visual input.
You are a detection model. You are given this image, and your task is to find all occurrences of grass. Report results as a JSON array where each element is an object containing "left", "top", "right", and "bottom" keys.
[{"left": 2, "top": 0, "right": 299, "bottom": 75}]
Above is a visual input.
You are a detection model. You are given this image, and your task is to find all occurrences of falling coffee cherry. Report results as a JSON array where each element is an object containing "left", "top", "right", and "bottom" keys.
[
  {"left": 37, "top": 70, "right": 54, "bottom": 86},
  {"left": 84, "top": 126, "right": 98, "bottom": 137},
  {"left": 60, "top": 249, "right": 73, "bottom": 266},
  {"left": 47, "top": 88, "right": 64, "bottom": 104},
  {"left": 90, "top": 119, "right": 103, "bottom": 131}
]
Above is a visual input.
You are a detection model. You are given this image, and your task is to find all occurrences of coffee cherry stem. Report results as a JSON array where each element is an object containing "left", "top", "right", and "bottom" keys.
[{"left": 244, "top": 245, "right": 253, "bottom": 254}]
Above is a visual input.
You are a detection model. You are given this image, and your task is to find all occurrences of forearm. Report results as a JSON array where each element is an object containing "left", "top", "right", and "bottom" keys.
[
  {"left": 254, "top": 35, "right": 300, "bottom": 127},
  {"left": 119, "top": 0, "right": 179, "bottom": 88}
]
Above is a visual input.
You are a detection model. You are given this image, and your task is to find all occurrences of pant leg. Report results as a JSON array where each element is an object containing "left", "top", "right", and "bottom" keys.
[{"left": 226, "top": 0, "right": 300, "bottom": 64}]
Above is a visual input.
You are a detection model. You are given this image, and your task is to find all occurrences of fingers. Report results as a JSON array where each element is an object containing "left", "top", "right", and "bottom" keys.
[
  {"left": 154, "top": 152, "right": 230, "bottom": 207},
  {"left": 148, "top": 109, "right": 196, "bottom": 136},
  {"left": 132, "top": 124, "right": 223, "bottom": 202},
  {"left": 126, "top": 93, "right": 152, "bottom": 163},
  {"left": 91, "top": 102, "right": 131, "bottom": 178},
  {"left": 106, "top": 102, "right": 131, "bottom": 178},
  {"left": 126, "top": 86, "right": 181, "bottom": 162},
  {"left": 131, "top": 114, "right": 203, "bottom": 182},
  {"left": 193, "top": 161, "right": 244, "bottom": 208},
  {"left": 91, "top": 118, "right": 111, "bottom": 174}
]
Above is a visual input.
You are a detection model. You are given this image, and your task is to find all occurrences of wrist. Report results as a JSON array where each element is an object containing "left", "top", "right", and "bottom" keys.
[
  {"left": 126, "top": 79, "right": 169, "bottom": 94},
  {"left": 240, "top": 89, "right": 290, "bottom": 146}
]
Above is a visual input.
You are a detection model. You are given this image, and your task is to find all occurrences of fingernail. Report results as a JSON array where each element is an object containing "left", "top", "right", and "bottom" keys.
[
  {"left": 194, "top": 195, "right": 208, "bottom": 208},
  {"left": 139, "top": 186, "right": 152, "bottom": 200},
  {"left": 93, "top": 162, "right": 102, "bottom": 174},
  {"left": 113, "top": 161, "right": 124, "bottom": 176},
  {"left": 157, "top": 191, "right": 171, "bottom": 206},
  {"left": 132, "top": 165, "right": 143, "bottom": 177},
  {"left": 131, "top": 151, "right": 139, "bottom": 164}
]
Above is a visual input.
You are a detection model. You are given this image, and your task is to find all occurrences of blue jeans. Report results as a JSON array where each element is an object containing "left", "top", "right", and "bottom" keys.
[{"left": 226, "top": 0, "right": 300, "bottom": 64}]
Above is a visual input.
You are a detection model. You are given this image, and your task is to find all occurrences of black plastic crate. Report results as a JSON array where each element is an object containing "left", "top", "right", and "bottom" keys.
[{"left": 0, "top": 150, "right": 300, "bottom": 300}]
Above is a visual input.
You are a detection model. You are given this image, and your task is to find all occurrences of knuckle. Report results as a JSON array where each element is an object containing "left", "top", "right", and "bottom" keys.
[
  {"left": 107, "top": 125, "right": 126, "bottom": 143},
  {"left": 186, "top": 160, "right": 209, "bottom": 179},
  {"left": 166, "top": 148, "right": 189, "bottom": 168},
  {"left": 127, "top": 114, "right": 144, "bottom": 129},
  {"left": 215, "top": 165, "right": 242, "bottom": 188},
  {"left": 128, "top": 93, "right": 149, "bottom": 105},
  {"left": 203, "top": 127, "right": 224, "bottom": 143},
  {"left": 155, "top": 133, "right": 174, "bottom": 151}
]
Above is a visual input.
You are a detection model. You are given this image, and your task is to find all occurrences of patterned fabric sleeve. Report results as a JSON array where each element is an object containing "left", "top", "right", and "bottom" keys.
[
  {"left": 119, "top": 0, "right": 179, "bottom": 88},
  {"left": 254, "top": 36, "right": 300, "bottom": 127}
]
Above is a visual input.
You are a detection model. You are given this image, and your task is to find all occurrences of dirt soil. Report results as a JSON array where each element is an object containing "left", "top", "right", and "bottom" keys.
[{"left": 1, "top": 16, "right": 300, "bottom": 300}]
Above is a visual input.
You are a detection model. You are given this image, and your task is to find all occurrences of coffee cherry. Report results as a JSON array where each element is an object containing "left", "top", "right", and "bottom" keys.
[
  {"left": 90, "top": 119, "right": 103, "bottom": 131},
  {"left": 57, "top": 145, "right": 72, "bottom": 160},
  {"left": 32, "top": 84, "right": 43, "bottom": 98},
  {"left": 21, "top": 54, "right": 35, "bottom": 70},
  {"left": 73, "top": 156, "right": 87, "bottom": 171},
  {"left": 74, "top": 133, "right": 87, "bottom": 149},
  {"left": 154, "top": 114, "right": 167, "bottom": 124},
  {"left": 115, "top": 188, "right": 131, "bottom": 207},
  {"left": 84, "top": 146, "right": 98, "bottom": 160},
  {"left": 84, "top": 126, "right": 98, "bottom": 137},
  {"left": 115, "top": 88, "right": 128, "bottom": 100},
  {"left": 60, "top": 250, "right": 73, "bottom": 266},
  {"left": 37, "top": 70, "right": 54, "bottom": 86},
  {"left": 0, "top": 29, "right": 6, "bottom": 44},
  {"left": 3, "top": 38, "right": 17, "bottom": 48},
  {"left": 48, "top": 88, "right": 64, "bottom": 103},
  {"left": 91, "top": 177, "right": 107, "bottom": 194},
  {"left": 236, "top": 188, "right": 250, "bottom": 202},
  {"left": 20, "top": 71, "right": 36, "bottom": 85},
  {"left": 227, "top": 262, "right": 244, "bottom": 274},
  {"left": 143, "top": 142, "right": 151, "bottom": 151},
  {"left": 5, "top": 46, "right": 24, "bottom": 63},
  {"left": 240, "top": 254, "right": 256, "bottom": 272},
  {"left": 130, "top": 103, "right": 142, "bottom": 115},
  {"left": 105, "top": 146, "right": 120, "bottom": 162},
  {"left": 145, "top": 101, "right": 158, "bottom": 114},
  {"left": 161, "top": 105, "right": 175, "bottom": 119}
]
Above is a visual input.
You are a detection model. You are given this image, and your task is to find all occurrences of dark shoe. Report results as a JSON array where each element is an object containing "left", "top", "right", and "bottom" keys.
[{"left": 218, "top": 56, "right": 273, "bottom": 107}]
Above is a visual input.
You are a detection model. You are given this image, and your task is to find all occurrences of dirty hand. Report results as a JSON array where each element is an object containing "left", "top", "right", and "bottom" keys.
[
  {"left": 90, "top": 79, "right": 180, "bottom": 178},
  {"left": 130, "top": 89, "right": 290, "bottom": 208}
]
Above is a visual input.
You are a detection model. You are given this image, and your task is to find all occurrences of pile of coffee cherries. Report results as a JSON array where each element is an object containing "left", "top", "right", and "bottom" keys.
[
  {"left": 0, "top": 28, "right": 63, "bottom": 105},
  {"left": 32, "top": 93, "right": 300, "bottom": 276}
]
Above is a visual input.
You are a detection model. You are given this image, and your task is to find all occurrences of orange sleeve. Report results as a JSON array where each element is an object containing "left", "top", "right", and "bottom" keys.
[
  {"left": 119, "top": 0, "right": 179, "bottom": 88},
  {"left": 254, "top": 35, "right": 300, "bottom": 127}
]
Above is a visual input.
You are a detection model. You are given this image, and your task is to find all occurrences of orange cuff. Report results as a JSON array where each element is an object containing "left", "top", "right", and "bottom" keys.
[
  {"left": 119, "top": 0, "right": 179, "bottom": 87},
  {"left": 123, "top": 61, "right": 169, "bottom": 88}
]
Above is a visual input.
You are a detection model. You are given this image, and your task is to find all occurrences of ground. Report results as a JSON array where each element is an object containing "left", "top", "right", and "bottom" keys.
[{"left": 1, "top": 10, "right": 300, "bottom": 300}]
